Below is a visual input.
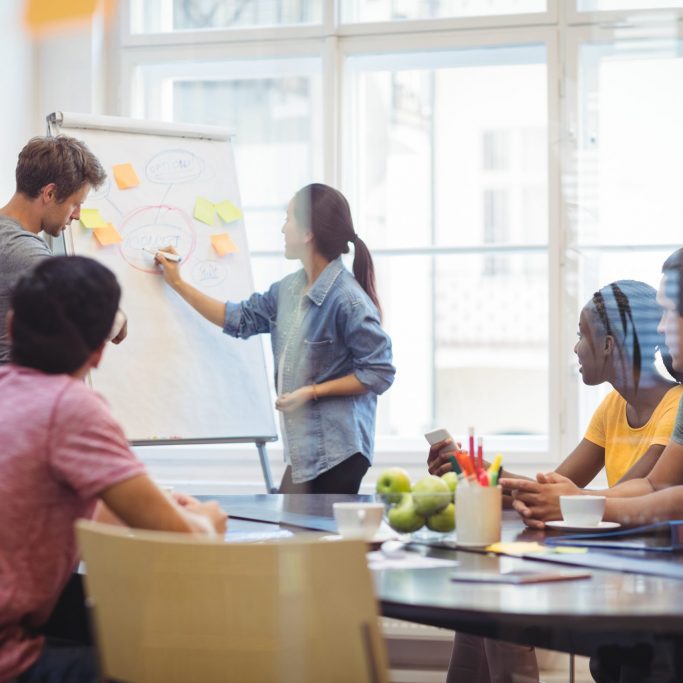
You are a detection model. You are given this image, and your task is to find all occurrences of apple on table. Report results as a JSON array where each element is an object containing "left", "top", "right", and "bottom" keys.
[
  {"left": 387, "top": 493, "right": 426, "bottom": 533},
  {"left": 426, "top": 502, "right": 455, "bottom": 532},
  {"left": 411, "top": 475, "right": 451, "bottom": 516},
  {"left": 375, "top": 467, "right": 411, "bottom": 503}
]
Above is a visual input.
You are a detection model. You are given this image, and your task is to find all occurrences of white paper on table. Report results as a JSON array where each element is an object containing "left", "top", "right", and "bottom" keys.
[{"left": 366, "top": 551, "right": 459, "bottom": 571}]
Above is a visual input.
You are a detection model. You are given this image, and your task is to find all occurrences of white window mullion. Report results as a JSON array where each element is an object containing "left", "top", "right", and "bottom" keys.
[
  {"left": 547, "top": 25, "right": 566, "bottom": 464},
  {"left": 322, "top": 35, "right": 340, "bottom": 186}
]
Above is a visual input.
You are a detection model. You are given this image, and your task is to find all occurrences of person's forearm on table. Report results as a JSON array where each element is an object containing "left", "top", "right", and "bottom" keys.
[{"left": 605, "top": 486, "right": 683, "bottom": 525}]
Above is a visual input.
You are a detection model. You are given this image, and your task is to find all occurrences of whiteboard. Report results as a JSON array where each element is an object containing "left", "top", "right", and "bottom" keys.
[{"left": 48, "top": 112, "right": 277, "bottom": 445}]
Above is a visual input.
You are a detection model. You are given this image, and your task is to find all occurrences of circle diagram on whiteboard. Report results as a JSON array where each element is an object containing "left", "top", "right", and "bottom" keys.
[{"left": 119, "top": 204, "right": 196, "bottom": 274}]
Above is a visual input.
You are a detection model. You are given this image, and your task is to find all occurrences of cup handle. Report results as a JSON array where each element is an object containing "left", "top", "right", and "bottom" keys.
[{"left": 357, "top": 509, "right": 367, "bottom": 522}]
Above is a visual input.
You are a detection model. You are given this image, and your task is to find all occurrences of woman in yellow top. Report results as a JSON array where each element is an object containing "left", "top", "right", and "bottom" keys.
[
  {"left": 429, "top": 279, "right": 683, "bottom": 497},
  {"left": 428, "top": 279, "right": 683, "bottom": 683}
]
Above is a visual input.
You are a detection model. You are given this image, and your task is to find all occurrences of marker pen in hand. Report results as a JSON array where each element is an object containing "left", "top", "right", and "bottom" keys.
[{"left": 143, "top": 247, "right": 181, "bottom": 262}]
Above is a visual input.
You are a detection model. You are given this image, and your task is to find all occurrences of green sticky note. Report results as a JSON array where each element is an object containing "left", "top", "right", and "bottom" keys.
[
  {"left": 194, "top": 197, "right": 216, "bottom": 226},
  {"left": 215, "top": 200, "right": 243, "bottom": 224},
  {"left": 80, "top": 208, "right": 107, "bottom": 229}
]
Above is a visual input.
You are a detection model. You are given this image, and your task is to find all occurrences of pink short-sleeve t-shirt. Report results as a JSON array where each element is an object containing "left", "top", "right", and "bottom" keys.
[{"left": 0, "top": 365, "right": 146, "bottom": 680}]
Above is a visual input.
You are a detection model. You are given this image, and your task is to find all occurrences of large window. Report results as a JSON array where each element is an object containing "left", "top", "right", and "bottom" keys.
[
  {"left": 344, "top": 46, "right": 548, "bottom": 438},
  {"left": 120, "top": 0, "right": 683, "bottom": 469},
  {"left": 570, "top": 28, "right": 683, "bottom": 438}
]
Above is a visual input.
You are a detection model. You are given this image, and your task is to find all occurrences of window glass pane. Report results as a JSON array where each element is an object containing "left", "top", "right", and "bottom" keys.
[
  {"left": 131, "top": 0, "right": 322, "bottom": 33},
  {"left": 345, "top": 46, "right": 548, "bottom": 250},
  {"left": 134, "top": 59, "right": 322, "bottom": 251},
  {"left": 574, "top": 41, "right": 683, "bottom": 246},
  {"left": 343, "top": 0, "right": 546, "bottom": 22},
  {"left": 577, "top": 1, "right": 683, "bottom": 10},
  {"left": 376, "top": 252, "right": 548, "bottom": 438}
]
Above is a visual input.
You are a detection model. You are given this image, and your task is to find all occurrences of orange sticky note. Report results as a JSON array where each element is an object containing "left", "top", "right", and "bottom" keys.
[
  {"left": 211, "top": 233, "right": 238, "bottom": 256},
  {"left": 93, "top": 224, "right": 122, "bottom": 246},
  {"left": 25, "top": 0, "right": 98, "bottom": 31},
  {"left": 112, "top": 163, "right": 139, "bottom": 190}
]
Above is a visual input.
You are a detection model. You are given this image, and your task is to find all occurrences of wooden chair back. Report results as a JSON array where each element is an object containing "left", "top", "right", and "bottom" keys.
[{"left": 76, "top": 520, "right": 388, "bottom": 683}]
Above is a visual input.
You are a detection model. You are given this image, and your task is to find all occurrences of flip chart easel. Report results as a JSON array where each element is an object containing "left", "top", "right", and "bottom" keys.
[{"left": 47, "top": 111, "right": 278, "bottom": 492}]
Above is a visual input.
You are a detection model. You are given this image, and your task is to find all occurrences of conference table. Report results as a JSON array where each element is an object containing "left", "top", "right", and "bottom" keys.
[{"left": 207, "top": 493, "right": 683, "bottom": 673}]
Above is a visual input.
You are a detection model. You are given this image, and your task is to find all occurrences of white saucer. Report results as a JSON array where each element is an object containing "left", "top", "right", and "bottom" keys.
[{"left": 546, "top": 520, "right": 621, "bottom": 532}]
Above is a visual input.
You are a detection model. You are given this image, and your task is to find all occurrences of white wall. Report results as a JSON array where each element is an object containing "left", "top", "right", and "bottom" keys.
[{"left": 0, "top": 4, "right": 34, "bottom": 199}]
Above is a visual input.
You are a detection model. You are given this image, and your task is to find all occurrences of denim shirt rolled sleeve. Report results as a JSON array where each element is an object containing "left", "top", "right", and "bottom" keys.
[
  {"left": 223, "top": 281, "right": 280, "bottom": 339},
  {"left": 341, "top": 298, "right": 395, "bottom": 395}
]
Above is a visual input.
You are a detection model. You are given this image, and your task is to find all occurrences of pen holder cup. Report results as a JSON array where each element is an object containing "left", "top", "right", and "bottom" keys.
[{"left": 455, "top": 484, "right": 502, "bottom": 547}]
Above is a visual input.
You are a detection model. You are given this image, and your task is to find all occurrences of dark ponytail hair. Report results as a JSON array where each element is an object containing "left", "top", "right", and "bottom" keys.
[
  {"left": 293, "top": 183, "right": 382, "bottom": 317},
  {"left": 10, "top": 256, "right": 121, "bottom": 374},
  {"left": 589, "top": 279, "right": 683, "bottom": 388}
]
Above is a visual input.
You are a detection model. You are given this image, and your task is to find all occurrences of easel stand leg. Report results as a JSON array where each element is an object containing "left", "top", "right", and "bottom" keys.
[
  {"left": 569, "top": 653, "right": 575, "bottom": 683},
  {"left": 256, "top": 441, "right": 277, "bottom": 493}
]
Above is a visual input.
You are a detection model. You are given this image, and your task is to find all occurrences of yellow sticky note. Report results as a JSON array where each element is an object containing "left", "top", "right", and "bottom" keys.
[
  {"left": 112, "top": 163, "right": 139, "bottom": 190},
  {"left": 93, "top": 224, "right": 122, "bottom": 246},
  {"left": 211, "top": 233, "right": 238, "bottom": 257},
  {"left": 80, "top": 208, "right": 107, "bottom": 229},
  {"left": 485, "top": 542, "right": 548, "bottom": 556},
  {"left": 25, "top": 0, "right": 98, "bottom": 32},
  {"left": 215, "top": 200, "right": 243, "bottom": 224},
  {"left": 194, "top": 197, "right": 216, "bottom": 226}
]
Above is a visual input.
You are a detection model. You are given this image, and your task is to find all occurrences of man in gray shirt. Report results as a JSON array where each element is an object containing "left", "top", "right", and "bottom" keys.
[{"left": 0, "top": 135, "right": 125, "bottom": 363}]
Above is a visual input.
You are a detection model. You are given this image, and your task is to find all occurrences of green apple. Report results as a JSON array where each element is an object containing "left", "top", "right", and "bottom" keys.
[
  {"left": 387, "top": 494, "right": 425, "bottom": 533},
  {"left": 426, "top": 503, "right": 455, "bottom": 532},
  {"left": 441, "top": 471, "right": 458, "bottom": 502},
  {"left": 412, "top": 475, "right": 450, "bottom": 516},
  {"left": 375, "top": 467, "right": 412, "bottom": 503}
]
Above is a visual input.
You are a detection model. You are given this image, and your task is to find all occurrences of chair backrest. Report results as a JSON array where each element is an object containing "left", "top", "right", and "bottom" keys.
[{"left": 76, "top": 520, "right": 389, "bottom": 683}]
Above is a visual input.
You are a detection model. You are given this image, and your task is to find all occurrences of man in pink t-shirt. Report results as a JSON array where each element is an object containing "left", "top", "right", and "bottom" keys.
[{"left": 0, "top": 256, "right": 227, "bottom": 683}]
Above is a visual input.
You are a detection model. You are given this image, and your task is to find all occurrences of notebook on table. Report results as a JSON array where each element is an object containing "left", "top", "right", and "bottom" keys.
[{"left": 545, "top": 520, "right": 683, "bottom": 552}]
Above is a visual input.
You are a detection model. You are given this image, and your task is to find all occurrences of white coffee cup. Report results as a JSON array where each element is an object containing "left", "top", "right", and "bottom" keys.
[
  {"left": 559, "top": 495, "right": 606, "bottom": 526},
  {"left": 333, "top": 502, "right": 384, "bottom": 540}
]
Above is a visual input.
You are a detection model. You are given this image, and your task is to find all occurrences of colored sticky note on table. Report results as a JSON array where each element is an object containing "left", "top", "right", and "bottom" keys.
[
  {"left": 485, "top": 542, "right": 548, "bottom": 556},
  {"left": 80, "top": 208, "right": 107, "bottom": 229},
  {"left": 215, "top": 200, "right": 243, "bottom": 224},
  {"left": 24, "top": 0, "right": 98, "bottom": 32},
  {"left": 93, "top": 224, "right": 122, "bottom": 246},
  {"left": 211, "top": 233, "right": 238, "bottom": 256},
  {"left": 194, "top": 197, "right": 216, "bottom": 226},
  {"left": 112, "top": 163, "right": 139, "bottom": 189}
]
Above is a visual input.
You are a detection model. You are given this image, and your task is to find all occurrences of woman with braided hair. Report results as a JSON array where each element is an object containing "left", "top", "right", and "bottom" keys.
[
  {"left": 431, "top": 279, "right": 683, "bottom": 683},
  {"left": 430, "top": 279, "right": 683, "bottom": 503},
  {"left": 156, "top": 183, "right": 395, "bottom": 493}
]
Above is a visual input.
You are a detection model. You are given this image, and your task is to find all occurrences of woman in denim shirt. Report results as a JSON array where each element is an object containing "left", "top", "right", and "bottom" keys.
[{"left": 156, "top": 183, "right": 395, "bottom": 493}]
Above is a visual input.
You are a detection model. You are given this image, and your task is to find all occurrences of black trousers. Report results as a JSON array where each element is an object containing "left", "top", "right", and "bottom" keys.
[
  {"left": 12, "top": 575, "right": 99, "bottom": 683},
  {"left": 590, "top": 642, "right": 679, "bottom": 683},
  {"left": 279, "top": 452, "right": 369, "bottom": 493}
]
